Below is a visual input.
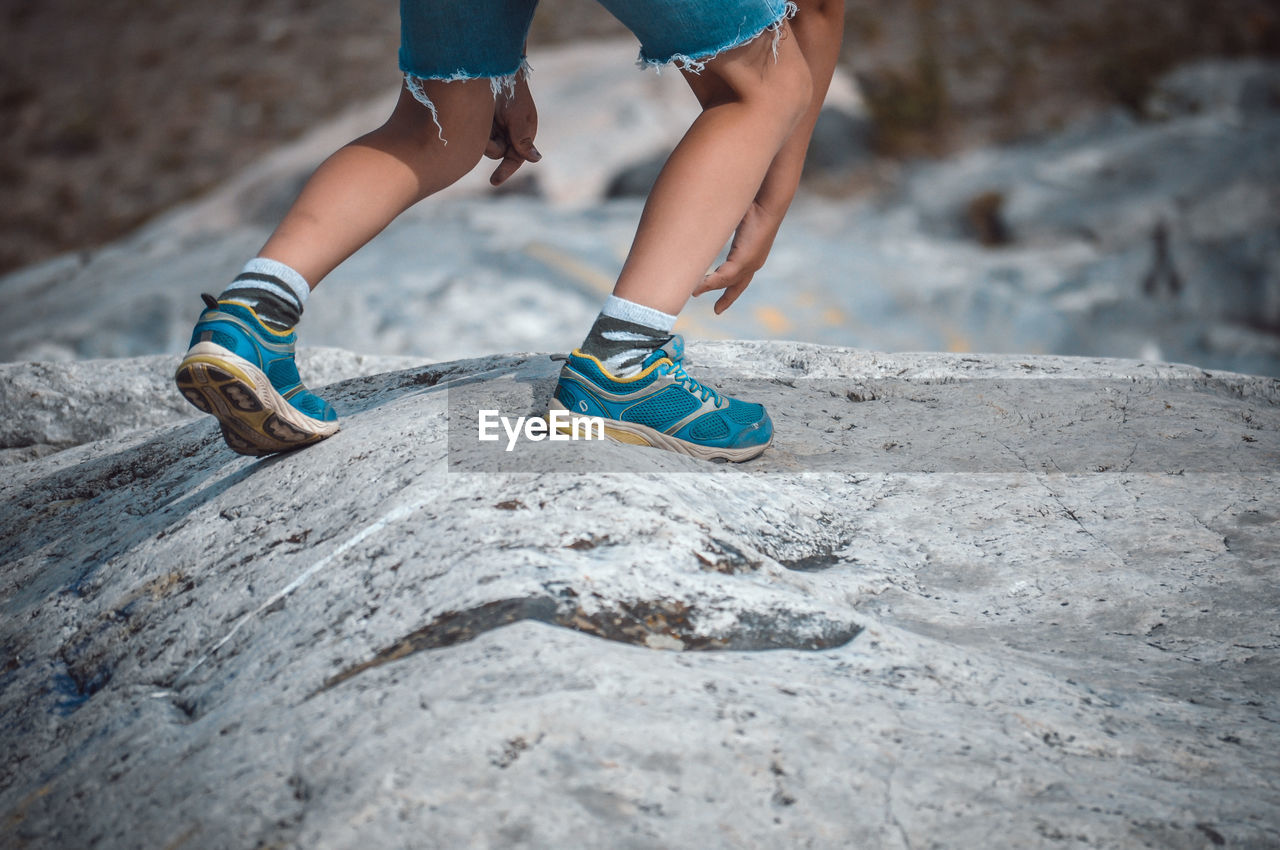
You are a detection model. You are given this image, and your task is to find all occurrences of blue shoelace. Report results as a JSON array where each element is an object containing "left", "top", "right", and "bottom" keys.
[{"left": 660, "top": 357, "right": 722, "bottom": 407}]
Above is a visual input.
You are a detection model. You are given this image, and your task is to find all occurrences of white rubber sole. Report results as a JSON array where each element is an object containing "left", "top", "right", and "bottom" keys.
[
  {"left": 174, "top": 342, "right": 339, "bottom": 456},
  {"left": 547, "top": 399, "right": 771, "bottom": 463}
]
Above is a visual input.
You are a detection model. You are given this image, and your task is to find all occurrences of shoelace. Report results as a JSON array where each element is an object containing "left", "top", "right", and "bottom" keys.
[{"left": 661, "top": 358, "right": 722, "bottom": 407}]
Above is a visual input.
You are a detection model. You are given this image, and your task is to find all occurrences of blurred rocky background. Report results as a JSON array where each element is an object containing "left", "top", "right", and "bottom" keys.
[
  {"left": 3, "top": 0, "right": 1280, "bottom": 374},
  {"left": 4, "top": 0, "right": 1276, "bottom": 273}
]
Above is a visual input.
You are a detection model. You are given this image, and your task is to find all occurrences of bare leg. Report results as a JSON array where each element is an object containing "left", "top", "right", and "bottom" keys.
[
  {"left": 257, "top": 80, "right": 497, "bottom": 287},
  {"left": 178, "top": 79, "right": 497, "bottom": 457},
  {"left": 610, "top": 23, "right": 813, "bottom": 315}
]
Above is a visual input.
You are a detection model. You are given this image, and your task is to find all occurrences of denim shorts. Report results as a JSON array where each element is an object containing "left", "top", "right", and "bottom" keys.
[{"left": 400, "top": 0, "right": 797, "bottom": 89}]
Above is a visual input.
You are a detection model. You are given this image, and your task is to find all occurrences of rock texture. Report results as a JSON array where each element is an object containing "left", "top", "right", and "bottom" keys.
[
  {"left": 2, "top": 343, "right": 1277, "bottom": 848},
  {"left": 0, "top": 348, "right": 425, "bottom": 467},
  {"left": 2, "top": 45, "right": 1278, "bottom": 850}
]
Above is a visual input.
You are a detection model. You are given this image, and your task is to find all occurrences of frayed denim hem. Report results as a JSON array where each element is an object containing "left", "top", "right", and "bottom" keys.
[
  {"left": 637, "top": 1, "right": 799, "bottom": 75},
  {"left": 402, "top": 58, "right": 533, "bottom": 143}
]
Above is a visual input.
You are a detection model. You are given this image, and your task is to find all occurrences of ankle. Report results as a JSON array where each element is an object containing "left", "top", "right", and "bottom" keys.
[
  {"left": 219, "top": 257, "right": 311, "bottom": 331},
  {"left": 578, "top": 295, "right": 676, "bottom": 377}
]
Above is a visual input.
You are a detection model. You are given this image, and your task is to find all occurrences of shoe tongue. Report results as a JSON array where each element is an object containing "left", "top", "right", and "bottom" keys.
[{"left": 642, "top": 334, "right": 684, "bottom": 369}]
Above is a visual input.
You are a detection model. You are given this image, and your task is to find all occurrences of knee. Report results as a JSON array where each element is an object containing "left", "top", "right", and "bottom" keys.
[
  {"left": 771, "top": 47, "right": 814, "bottom": 128},
  {"left": 393, "top": 105, "right": 487, "bottom": 164},
  {"left": 382, "top": 85, "right": 490, "bottom": 178},
  {"left": 694, "top": 27, "right": 813, "bottom": 128},
  {"left": 762, "top": 24, "right": 814, "bottom": 126}
]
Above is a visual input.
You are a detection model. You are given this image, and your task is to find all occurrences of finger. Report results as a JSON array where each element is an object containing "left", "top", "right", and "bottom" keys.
[
  {"left": 696, "top": 260, "right": 741, "bottom": 296},
  {"left": 512, "top": 137, "right": 541, "bottom": 163},
  {"left": 485, "top": 117, "right": 511, "bottom": 159},
  {"left": 490, "top": 149, "right": 525, "bottom": 186},
  {"left": 506, "top": 114, "right": 540, "bottom": 163},
  {"left": 714, "top": 279, "right": 751, "bottom": 315},
  {"left": 695, "top": 273, "right": 727, "bottom": 297}
]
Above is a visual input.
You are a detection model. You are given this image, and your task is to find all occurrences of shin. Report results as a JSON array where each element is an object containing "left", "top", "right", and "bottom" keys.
[
  {"left": 610, "top": 22, "right": 812, "bottom": 316},
  {"left": 256, "top": 79, "right": 496, "bottom": 287}
]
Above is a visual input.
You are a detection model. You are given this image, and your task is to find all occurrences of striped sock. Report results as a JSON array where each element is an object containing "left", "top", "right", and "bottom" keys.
[
  {"left": 578, "top": 295, "right": 677, "bottom": 377},
  {"left": 218, "top": 257, "right": 311, "bottom": 330}
]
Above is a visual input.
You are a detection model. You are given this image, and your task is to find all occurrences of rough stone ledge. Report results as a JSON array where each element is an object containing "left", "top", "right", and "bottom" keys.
[{"left": 1, "top": 341, "right": 1277, "bottom": 849}]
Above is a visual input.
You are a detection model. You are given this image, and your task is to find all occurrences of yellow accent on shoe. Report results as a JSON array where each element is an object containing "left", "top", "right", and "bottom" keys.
[
  {"left": 175, "top": 343, "right": 339, "bottom": 456},
  {"left": 218, "top": 299, "right": 296, "bottom": 338},
  {"left": 568, "top": 348, "right": 672, "bottom": 383},
  {"left": 603, "top": 427, "right": 652, "bottom": 446}
]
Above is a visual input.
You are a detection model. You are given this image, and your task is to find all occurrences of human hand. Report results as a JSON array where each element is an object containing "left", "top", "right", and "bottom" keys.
[
  {"left": 694, "top": 202, "right": 783, "bottom": 314},
  {"left": 486, "top": 75, "right": 541, "bottom": 186}
]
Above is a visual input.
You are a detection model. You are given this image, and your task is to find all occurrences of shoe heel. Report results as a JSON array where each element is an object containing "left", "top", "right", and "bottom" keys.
[{"left": 175, "top": 348, "right": 336, "bottom": 456}]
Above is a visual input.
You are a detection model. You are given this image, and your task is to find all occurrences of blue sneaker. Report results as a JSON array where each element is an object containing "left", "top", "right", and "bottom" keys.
[
  {"left": 174, "top": 295, "right": 338, "bottom": 456},
  {"left": 550, "top": 335, "right": 772, "bottom": 462}
]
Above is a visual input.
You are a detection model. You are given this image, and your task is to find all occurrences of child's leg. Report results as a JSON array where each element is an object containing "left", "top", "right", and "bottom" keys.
[
  {"left": 176, "top": 81, "right": 497, "bottom": 456},
  {"left": 558, "top": 3, "right": 811, "bottom": 461},
  {"left": 575, "top": 17, "right": 811, "bottom": 373},
  {"left": 259, "top": 80, "right": 496, "bottom": 287},
  {"left": 610, "top": 21, "right": 811, "bottom": 316},
  {"left": 557, "top": 14, "right": 809, "bottom": 461},
  {"left": 178, "top": 0, "right": 541, "bottom": 456}
]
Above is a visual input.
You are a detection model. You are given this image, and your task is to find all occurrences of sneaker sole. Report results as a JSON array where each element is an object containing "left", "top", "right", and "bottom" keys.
[
  {"left": 547, "top": 400, "right": 771, "bottom": 463},
  {"left": 174, "top": 342, "right": 339, "bottom": 456}
]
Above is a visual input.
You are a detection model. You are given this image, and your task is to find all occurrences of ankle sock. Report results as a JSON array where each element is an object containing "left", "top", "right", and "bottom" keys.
[
  {"left": 578, "top": 295, "right": 677, "bottom": 377},
  {"left": 218, "top": 258, "right": 311, "bottom": 331}
]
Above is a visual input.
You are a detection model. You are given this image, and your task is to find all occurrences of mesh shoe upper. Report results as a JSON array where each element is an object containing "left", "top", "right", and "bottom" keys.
[
  {"left": 555, "top": 334, "right": 771, "bottom": 452},
  {"left": 187, "top": 299, "right": 337, "bottom": 423}
]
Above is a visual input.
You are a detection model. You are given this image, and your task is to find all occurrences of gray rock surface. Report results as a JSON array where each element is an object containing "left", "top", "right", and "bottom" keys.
[
  {"left": 2, "top": 342, "right": 1277, "bottom": 848},
  {"left": 2, "top": 48, "right": 1279, "bottom": 848},
  {"left": 0, "top": 348, "right": 426, "bottom": 467}
]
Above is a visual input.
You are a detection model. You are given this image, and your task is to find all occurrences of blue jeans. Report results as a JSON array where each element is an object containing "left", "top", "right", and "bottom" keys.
[{"left": 399, "top": 0, "right": 797, "bottom": 85}]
